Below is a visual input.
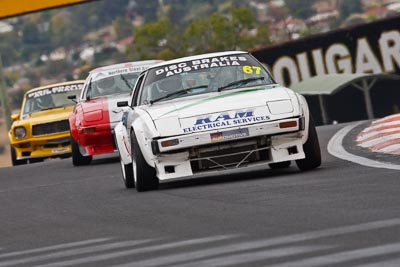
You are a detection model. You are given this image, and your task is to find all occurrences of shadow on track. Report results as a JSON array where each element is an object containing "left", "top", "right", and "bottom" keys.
[{"left": 158, "top": 165, "right": 325, "bottom": 191}]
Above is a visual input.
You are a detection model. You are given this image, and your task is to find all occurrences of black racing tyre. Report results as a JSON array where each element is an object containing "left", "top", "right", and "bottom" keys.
[
  {"left": 131, "top": 130, "right": 158, "bottom": 192},
  {"left": 269, "top": 161, "right": 291, "bottom": 169},
  {"left": 120, "top": 155, "right": 135, "bottom": 188},
  {"left": 115, "top": 132, "right": 135, "bottom": 188},
  {"left": 296, "top": 115, "right": 321, "bottom": 171},
  {"left": 10, "top": 145, "right": 27, "bottom": 166},
  {"left": 71, "top": 136, "right": 92, "bottom": 166}
]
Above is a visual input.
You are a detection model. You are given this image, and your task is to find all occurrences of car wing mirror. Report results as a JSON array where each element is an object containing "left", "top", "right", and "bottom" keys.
[
  {"left": 117, "top": 101, "right": 128, "bottom": 107},
  {"left": 11, "top": 113, "right": 20, "bottom": 121},
  {"left": 68, "top": 95, "right": 77, "bottom": 103}
]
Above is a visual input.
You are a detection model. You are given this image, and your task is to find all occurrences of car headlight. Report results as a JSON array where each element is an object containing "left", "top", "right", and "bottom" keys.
[
  {"left": 266, "top": 100, "right": 293, "bottom": 114},
  {"left": 14, "top": 126, "right": 26, "bottom": 139}
]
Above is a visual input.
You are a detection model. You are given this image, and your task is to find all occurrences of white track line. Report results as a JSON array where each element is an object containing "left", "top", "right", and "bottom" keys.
[
  {"left": 170, "top": 245, "right": 333, "bottom": 267},
  {"left": 351, "top": 257, "right": 400, "bottom": 267},
  {"left": 265, "top": 242, "right": 400, "bottom": 267},
  {"left": 29, "top": 235, "right": 234, "bottom": 267},
  {"left": 3, "top": 219, "right": 400, "bottom": 267},
  {"left": 109, "top": 218, "right": 400, "bottom": 267},
  {"left": 0, "top": 240, "right": 152, "bottom": 267},
  {"left": 328, "top": 122, "right": 400, "bottom": 170},
  {"left": 0, "top": 238, "right": 110, "bottom": 259}
]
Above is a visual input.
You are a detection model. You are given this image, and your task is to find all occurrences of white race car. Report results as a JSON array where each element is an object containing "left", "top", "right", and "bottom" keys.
[{"left": 115, "top": 51, "right": 321, "bottom": 191}]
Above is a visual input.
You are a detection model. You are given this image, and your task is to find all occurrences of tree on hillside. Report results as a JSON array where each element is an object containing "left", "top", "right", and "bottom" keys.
[
  {"left": 230, "top": 6, "right": 254, "bottom": 48},
  {"left": 22, "top": 22, "right": 40, "bottom": 44},
  {"left": 63, "top": 0, "right": 130, "bottom": 32},
  {"left": 50, "top": 12, "right": 84, "bottom": 49},
  {"left": 183, "top": 6, "right": 261, "bottom": 53},
  {"left": 133, "top": 0, "right": 160, "bottom": 22},
  {"left": 126, "top": 17, "right": 182, "bottom": 60},
  {"left": 183, "top": 17, "right": 213, "bottom": 54},
  {"left": 96, "top": 0, "right": 130, "bottom": 23},
  {"left": 285, "top": 0, "right": 317, "bottom": 19},
  {"left": 20, "top": 21, "right": 51, "bottom": 61},
  {"left": 113, "top": 17, "right": 134, "bottom": 39},
  {"left": 0, "top": 32, "right": 21, "bottom": 67},
  {"left": 127, "top": 5, "right": 270, "bottom": 60},
  {"left": 338, "top": 0, "right": 362, "bottom": 19},
  {"left": 254, "top": 24, "right": 272, "bottom": 48}
]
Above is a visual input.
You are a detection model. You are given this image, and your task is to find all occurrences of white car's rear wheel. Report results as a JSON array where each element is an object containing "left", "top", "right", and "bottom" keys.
[
  {"left": 296, "top": 115, "right": 321, "bottom": 171},
  {"left": 131, "top": 131, "right": 158, "bottom": 192}
]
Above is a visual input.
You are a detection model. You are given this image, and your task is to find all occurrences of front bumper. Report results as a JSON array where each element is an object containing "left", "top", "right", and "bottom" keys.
[
  {"left": 151, "top": 117, "right": 305, "bottom": 180},
  {"left": 11, "top": 132, "right": 72, "bottom": 160},
  {"left": 76, "top": 123, "right": 117, "bottom": 156}
]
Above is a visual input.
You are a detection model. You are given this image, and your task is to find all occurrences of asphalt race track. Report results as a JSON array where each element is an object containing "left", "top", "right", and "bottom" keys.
[{"left": 1, "top": 122, "right": 400, "bottom": 267}]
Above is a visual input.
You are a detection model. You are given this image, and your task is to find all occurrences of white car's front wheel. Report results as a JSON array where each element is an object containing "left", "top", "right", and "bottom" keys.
[
  {"left": 131, "top": 131, "right": 159, "bottom": 192},
  {"left": 295, "top": 115, "right": 321, "bottom": 171},
  {"left": 120, "top": 158, "right": 135, "bottom": 188},
  {"left": 115, "top": 132, "right": 135, "bottom": 189}
]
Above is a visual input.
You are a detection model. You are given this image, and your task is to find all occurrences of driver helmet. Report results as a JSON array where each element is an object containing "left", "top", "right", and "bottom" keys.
[
  {"left": 157, "top": 75, "right": 183, "bottom": 94},
  {"left": 96, "top": 76, "right": 115, "bottom": 96},
  {"left": 36, "top": 94, "right": 53, "bottom": 109}
]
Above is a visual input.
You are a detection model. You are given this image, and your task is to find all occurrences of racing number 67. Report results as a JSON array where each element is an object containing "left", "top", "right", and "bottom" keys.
[{"left": 243, "top": 65, "right": 261, "bottom": 75}]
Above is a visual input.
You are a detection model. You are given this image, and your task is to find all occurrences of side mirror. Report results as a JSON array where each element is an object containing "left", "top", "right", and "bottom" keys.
[
  {"left": 117, "top": 101, "right": 128, "bottom": 107},
  {"left": 68, "top": 95, "right": 77, "bottom": 103},
  {"left": 11, "top": 113, "right": 20, "bottom": 122}
]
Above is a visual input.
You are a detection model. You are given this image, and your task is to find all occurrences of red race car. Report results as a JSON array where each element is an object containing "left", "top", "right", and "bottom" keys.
[{"left": 69, "top": 60, "right": 161, "bottom": 166}]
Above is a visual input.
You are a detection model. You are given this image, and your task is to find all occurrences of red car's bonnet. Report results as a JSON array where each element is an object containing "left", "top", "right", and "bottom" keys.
[{"left": 81, "top": 97, "right": 108, "bottom": 122}]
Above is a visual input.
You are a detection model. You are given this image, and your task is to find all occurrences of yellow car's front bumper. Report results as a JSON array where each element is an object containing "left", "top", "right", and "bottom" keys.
[{"left": 10, "top": 132, "right": 72, "bottom": 160}]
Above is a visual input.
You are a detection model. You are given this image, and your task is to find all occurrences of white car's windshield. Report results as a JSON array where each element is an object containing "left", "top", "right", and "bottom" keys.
[
  {"left": 22, "top": 84, "right": 82, "bottom": 115},
  {"left": 140, "top": 53, "right": 275, "bottom": 104}
]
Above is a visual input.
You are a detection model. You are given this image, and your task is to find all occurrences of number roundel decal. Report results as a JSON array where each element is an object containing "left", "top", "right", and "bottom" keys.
[{"left": 243, "top": 65, "right": 261, "bottom": 75}]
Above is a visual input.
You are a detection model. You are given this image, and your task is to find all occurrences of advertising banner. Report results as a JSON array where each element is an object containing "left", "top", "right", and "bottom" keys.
[{"left": 252, "top": 16, "right": 400, "bottom": 87}]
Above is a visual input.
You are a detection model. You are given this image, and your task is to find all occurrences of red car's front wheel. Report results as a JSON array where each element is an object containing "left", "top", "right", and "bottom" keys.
[{"left": 71, "top": 136, "right": 92, "bottom": 166}]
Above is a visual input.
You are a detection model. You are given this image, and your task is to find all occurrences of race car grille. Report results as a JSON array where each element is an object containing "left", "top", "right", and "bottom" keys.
[
  {"left": 43, "top": 138, "right": 70, "bottom": 148},
  {"left": 32, "top": 120, "right": 70, "bottom": 136},
  {"left": 190, "top": 137, "right": 270, "bottom": 171}
]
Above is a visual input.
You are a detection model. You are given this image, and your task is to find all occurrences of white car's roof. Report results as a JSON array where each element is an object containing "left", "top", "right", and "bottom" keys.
[
  {"left": 89, "top": 60, "right": 163, "bottom": 82},
  {"left": 90, "top": 60, "right": 162, "bottom": 74},
  {"left": 147, "top": 51, "right": 248, "bottom": 70}
]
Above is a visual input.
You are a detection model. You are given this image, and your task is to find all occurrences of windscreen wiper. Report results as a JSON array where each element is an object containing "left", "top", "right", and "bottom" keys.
[
  {"left": 218, "top": 77, "right": 265, "bottom": 92},
  {"left": 120, "top": 74, "right": 134, "bottom": 91},
  {"left": 150, "top": 85, "right": 208, "bottom": 104}
]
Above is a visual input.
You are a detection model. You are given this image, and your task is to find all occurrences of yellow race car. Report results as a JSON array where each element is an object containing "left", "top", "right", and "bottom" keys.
[{"left": 8, "top": 80, "right": 84, "bottom": 165}]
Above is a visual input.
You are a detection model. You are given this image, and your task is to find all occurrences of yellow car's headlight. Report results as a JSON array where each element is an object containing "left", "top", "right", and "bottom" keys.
[{"left": 14, "top": 126, "right": 26, "bottom": 139}]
